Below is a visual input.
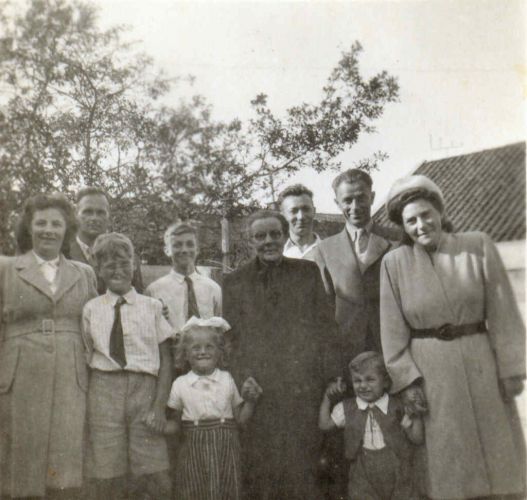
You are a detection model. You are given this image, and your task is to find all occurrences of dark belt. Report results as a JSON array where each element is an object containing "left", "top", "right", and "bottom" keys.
[{"left": 412, "top": 321, "right": 486, "bottom": 341}]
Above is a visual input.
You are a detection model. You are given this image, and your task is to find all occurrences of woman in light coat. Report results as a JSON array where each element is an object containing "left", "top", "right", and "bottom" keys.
[
  {"left": 0, "top": 194, "right": 97, "bottom": 499},
  {"left": 380, "top": 175, "right": 525, "bottom": 500}
]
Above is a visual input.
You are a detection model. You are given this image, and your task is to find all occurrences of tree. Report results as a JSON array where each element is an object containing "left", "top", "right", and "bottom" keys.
[
  {"left": 0, "top": 0, "right": 169, "bottom": 252},
  {"left": 0, "top": 0, "right": 399, "bottom": 264}
]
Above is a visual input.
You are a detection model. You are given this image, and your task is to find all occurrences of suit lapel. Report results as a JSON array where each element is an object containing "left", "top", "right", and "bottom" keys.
[
  {"left": 54, "top": 255, "right": 81, "bottom": 303},
  {"left": 362, "top": 224, "right": 393, "bottom": 271},
  {"left": 325, "top": 229, "right": 362, "bottom": 283},
  {"left": 68, "top": 238, "right": 90, "bottom": 265},
  {"left": 15, "top": 252, "right": 55, "bottom": 300}
]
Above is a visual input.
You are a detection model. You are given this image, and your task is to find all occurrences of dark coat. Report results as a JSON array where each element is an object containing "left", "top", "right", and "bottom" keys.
[
  {"left": 311, "top": 225, "right": 400, "bottom": 362},
  {"left": 223, "top": 257, "right": 343, "bottom": 500},
  {"left": 67, "top": 237, "right": 144, "bottom": 294},
  {"left": 0, "top": 252, "right": 97, "bottom": 497}
]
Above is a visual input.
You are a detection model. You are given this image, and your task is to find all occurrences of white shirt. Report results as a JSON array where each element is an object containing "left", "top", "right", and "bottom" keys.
[
  {"left": 33, "top": 251, "right": 59, "bottom": 293},
  {"left": 82, "top": 288, "right": 173, "bottom": 375},
  {"left": 167, "top": 368, "right": 243, "bottom": 421},
  {"left": 146, "top": 270, "right": 222, "bottom": 331},
  {"left": 76, "top": 235, "right": 94, "bottom": 263},
  {"left": 331, "top": 393, "right": 390, "bottom": 450},
  {"left": 283, "top": 234, "right": 321, "bottom": 260}
]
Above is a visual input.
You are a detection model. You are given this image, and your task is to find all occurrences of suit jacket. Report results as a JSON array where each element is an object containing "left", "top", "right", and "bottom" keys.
[
  {"left": 311, "top": 224, "right": 400, "bottom": 361},
  {"left": 0, "top": 252, "right": 97, "bottom": 496},
  {"left": 67, "top": 237, "right": 144, "bottom": 294}
]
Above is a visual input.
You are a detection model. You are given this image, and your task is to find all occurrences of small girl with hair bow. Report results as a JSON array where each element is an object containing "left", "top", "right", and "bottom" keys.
[{"left": 164, "top": 316, "right": 262, "bottom": 500}]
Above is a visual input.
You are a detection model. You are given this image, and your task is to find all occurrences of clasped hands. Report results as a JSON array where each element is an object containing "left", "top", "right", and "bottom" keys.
[{"left": 241, "top": 376, "right": 263, "bottom": 403}]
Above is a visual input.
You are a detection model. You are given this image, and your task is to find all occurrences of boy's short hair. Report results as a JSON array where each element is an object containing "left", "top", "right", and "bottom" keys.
[
  {"left": 349, "top": 351, "right": 390, "bottom": 384},
  {"left": 163, "top": 222, "right": 198, "bottom": 257},
  {"left": 332, "top": 169, "right": 373, "bottom": 193},
  {"left": 93, "top": 232, "right": 134, "bottom": 266},
  {"left": 174, "top": 326, "right": 226, "bottom": 371},
  {"left": 277, "top": 184, "right": 314, "bottom": 206}
]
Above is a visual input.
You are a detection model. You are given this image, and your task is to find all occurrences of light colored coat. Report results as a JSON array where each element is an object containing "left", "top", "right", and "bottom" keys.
[
  {"left": 0, "top": 252, "right": 97, "bottom": 497},
  {"left": 381, "top": 231, "right": 525, "bottom": 499},
  {"left": 311, "top": 224, "right": 400, "bottom": 360}
]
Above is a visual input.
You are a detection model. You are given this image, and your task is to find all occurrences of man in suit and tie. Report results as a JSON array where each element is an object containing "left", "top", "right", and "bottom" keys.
[
  {"left": 68, "top": 187, "right": 144, "bottom": 293},
  {"left": 311, "top": 169, "right": 400, "bottom": 362}
]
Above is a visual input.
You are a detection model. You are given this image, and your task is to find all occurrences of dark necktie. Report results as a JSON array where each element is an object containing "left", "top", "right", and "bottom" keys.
[
  {"left": 110, "top": 296, "right": 127, "bottom": 368},
  {"left": 184, "top": 276, "right": 200, "bottom": 319}
]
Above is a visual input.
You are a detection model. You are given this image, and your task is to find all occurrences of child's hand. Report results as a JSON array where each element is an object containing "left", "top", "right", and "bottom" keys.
[
  {"left": 143, "top": 407, "right": 167, "bottom": 434},
  {"left": 325, "top": 377, "right": 346, "bottom": 401},
  {"left": 241, "top": 377, "right": 263, "bottom": 402}
]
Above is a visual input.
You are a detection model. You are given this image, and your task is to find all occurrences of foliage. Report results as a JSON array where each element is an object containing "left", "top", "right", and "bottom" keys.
[{"left": 0, "top": 0, "right": 399, "bottom": 263}]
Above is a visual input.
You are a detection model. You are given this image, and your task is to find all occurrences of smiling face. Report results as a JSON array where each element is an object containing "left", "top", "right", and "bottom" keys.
[
  {"left": 77, "top": 194, "right": 110, "bottom": 242},
  {"left": 280, "top": 194, "right": 316, "bottom": 240},
  {"left": 30, "top": 208, "right": 67, "bottom": 260},
  {"left": 169, "top": 231, "right": 198, "bottom": 275},
  {"left": 335, "top": 180, "right": 375, "bottom": 228},
  {"left": 249, "top": 217, "right": 286, "bottom": 263},
  {"left": 351, "top": 366, "right": 388, "bottom": 403},
  {"left": 401, "top": 198, "right": 443, "bottom": 251},
  {"left": 186, "top": 328, "right": 221, "bottom": 375},
  {"left": 98, "top": 254, "right": 133, "bottom": 295}
]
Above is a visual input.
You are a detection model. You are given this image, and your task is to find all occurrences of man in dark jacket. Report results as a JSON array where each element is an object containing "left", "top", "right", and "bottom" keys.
[{"left": 68, "top": 187, "right": 143, "bottom": 293}]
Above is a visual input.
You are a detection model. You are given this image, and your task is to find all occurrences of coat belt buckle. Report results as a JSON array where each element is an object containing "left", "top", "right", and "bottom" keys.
[
  {"left": 42, "top": 319, "right": 55, "bottom": 335},
  {"left": 437, "top": 323, "right": 455, "bottom": 341}
]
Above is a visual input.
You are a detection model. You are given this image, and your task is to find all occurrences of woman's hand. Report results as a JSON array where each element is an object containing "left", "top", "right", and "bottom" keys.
[
  {"left": 401, "top": 383, "right": 428, "bottom": 417},
  {"left": 500, "top": 376, "right": 524, "bottom": 401},
  {"left": 241, "top": 377, "right": 263, "bottom": 402}
]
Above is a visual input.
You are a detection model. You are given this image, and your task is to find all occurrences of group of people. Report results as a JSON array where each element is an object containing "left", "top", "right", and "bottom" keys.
[{"left": 0, "top": 170, "right": 524, "bottom": 500}]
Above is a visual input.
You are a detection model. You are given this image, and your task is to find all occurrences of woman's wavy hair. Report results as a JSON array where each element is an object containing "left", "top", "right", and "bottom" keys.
[
  {"left": 174, "top": 326, "right": 227, "bottom": 372},
  {"left": 387, "top": 188, "right": 453, "bottom": 245},
  {"left": 15, "top": 193, "right": 77, "bottom": 255}
]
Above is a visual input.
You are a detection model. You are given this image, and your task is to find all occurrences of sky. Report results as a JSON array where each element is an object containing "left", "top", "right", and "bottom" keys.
[{"left": 98, "top": 0, "right": 526, "bottom": 214}]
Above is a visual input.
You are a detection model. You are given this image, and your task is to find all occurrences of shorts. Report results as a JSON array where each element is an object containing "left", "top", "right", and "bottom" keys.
[{"left": 86, "top": 369, "right": 169, "bottom": 479}]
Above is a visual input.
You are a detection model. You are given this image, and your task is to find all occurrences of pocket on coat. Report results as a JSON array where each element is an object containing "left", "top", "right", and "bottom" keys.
[
  {"left": 74, "top": 343, "right": 88, "bottom": 392},
  {"left": 0, "top": 345, "right": 20, "bottom": 393}
]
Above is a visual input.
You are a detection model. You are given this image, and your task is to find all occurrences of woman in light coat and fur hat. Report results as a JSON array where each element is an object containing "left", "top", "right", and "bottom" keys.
[{"left": 380, "top": 175, "right": 525, "bottom": 500}]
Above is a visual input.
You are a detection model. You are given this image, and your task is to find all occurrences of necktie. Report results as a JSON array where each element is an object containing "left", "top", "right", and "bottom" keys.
[
  {"left": 355, "top": 228, "right": 368, "bottom": 254},
  {"left": 110, "top": 296, "right": 127, "bottom": 368},
  {"left": 184, "top": 276, "right": 200, "bottom": 319}
]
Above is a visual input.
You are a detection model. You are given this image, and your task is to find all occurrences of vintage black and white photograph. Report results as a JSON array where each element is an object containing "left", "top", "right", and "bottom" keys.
[{"left": 0, "top": 0, "right": 525, "bottom": 498}]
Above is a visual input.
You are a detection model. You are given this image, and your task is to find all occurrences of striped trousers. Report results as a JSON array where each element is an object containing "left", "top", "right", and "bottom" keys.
[{"left": 175, "top": 419, "right": 241, "bottom": 500}]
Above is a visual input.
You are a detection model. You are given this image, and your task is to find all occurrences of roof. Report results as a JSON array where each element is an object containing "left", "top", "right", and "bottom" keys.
[{"left": 373, "top": 142, "right": 526, "bottom": 242}]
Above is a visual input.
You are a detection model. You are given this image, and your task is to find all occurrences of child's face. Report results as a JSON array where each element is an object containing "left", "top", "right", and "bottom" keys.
[
  {"left": 351, "top": 366, "right": 387, "bottom": 403},
  {"left": 186, "top": 328, "right": 220, "bottom": 376},
  {"left": 98, "top": 255, "right": 133, "bottom": 295}
]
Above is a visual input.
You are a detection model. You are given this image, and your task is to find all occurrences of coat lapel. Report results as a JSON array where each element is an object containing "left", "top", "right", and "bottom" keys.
[
  {"left": 15, "top": 252, "right": 55, "bottom": 300},
  {"left": 54, "top": 255, "right": 81, "bottom": 303},
  {"left": 325, "top": 229, "right": 361, "bottom": 282},
  {"left": 362, "top": 224, "right": 394, "bottom": 271}
]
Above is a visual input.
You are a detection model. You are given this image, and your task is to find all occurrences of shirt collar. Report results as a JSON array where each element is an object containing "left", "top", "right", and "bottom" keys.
[
  {"left": 105, "top": 287, "right": 137, "bottom": 306},
  {"left": 346, "top": 220, "right": 373, "bottom": 237},
  {"left": 187, "top": 368, "right": 220, "bottom": 386},
  {"left": 356, "top": 392, "right": 389, "bottom": 414},
  {"left": 284, "top": 233, "right": 321, "bottom": 251},
  {"left": 171, "top": 269, "right": 199, "bottom": 284},
  {"left": 76, "top": 235, "right": 93, "bottom": 260},
  {"left": 32, "top": 251, "right": 60, "bottom": 268}
]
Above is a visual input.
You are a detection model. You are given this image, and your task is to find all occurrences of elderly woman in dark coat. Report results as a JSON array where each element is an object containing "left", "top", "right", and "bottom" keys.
[
  {"left": 380, "top": 175, "right": 525, "bottom": 499},
  {"left": 223, "top": 210, "right": 342, "bottom": 500},
  {"left": 0, "top": 194, "right": 97, "bottom": 499}
]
